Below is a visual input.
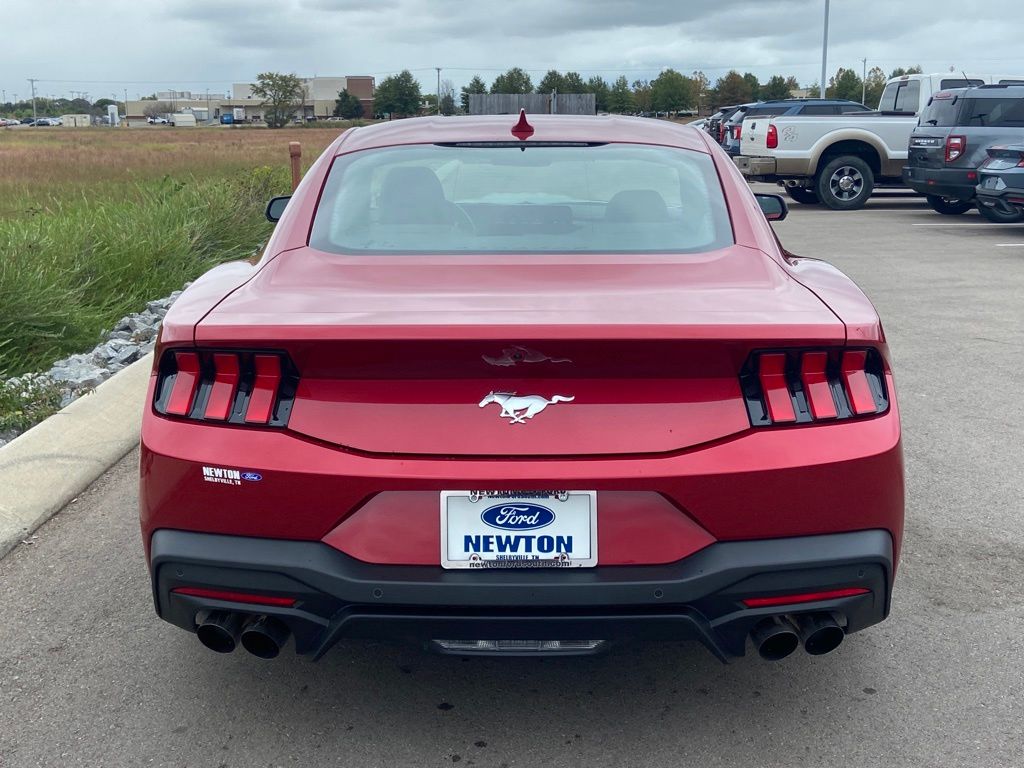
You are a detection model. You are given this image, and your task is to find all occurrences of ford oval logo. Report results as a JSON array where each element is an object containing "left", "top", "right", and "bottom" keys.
[
  {"left": 240, "top": 472, "right": 262, "bottom": 482},
  {"left": 480, "top": 503, "right": 555, "bottom": 531}
]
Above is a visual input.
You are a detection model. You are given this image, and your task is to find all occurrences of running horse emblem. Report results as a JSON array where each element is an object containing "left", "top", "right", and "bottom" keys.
[{"left": 478, "top": 391, "right": 575, "bottom": 424}]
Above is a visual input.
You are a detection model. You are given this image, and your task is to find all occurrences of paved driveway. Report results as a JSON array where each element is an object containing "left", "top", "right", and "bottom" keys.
[{"left": 2, "top": 193, "right": 1023, "bottom": 767}]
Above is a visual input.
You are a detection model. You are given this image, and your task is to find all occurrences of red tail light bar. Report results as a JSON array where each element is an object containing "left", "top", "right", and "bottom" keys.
[
  {"left": 740, "top": 348, "right": 889, "bottom": 427},
  {"left": 154, "top": 349, "right": 298, "bottom": 427}
]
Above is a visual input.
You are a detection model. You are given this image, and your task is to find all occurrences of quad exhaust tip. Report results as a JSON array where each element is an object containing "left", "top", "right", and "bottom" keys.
[
  {"left": 750, "top": 613, "right": 845, "bottom": 660},
  {"left": 196, "top": 611, "right": 245, "bottom": 654}
]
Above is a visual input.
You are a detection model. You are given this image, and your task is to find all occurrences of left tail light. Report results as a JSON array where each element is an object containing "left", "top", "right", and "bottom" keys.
[
  {"left": 740, "top": 348, "right": 889, "bottom": 427},
  {"left": 154, "top": 349, "right": 298, "bottom": 427}
]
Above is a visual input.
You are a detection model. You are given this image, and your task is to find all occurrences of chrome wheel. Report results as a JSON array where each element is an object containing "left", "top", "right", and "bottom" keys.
[{"left": 829, "top": 166, "right": 864, "bottom": 202}]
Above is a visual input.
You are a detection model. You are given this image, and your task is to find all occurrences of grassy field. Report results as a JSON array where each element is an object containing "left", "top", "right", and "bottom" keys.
[{"left": 0, "top": 126, "right": 346, "bottom": 377}]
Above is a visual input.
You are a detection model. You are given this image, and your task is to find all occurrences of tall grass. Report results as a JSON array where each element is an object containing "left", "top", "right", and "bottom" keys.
[{"left": 0, "top": 165, "right": 288, "bottom": 375}]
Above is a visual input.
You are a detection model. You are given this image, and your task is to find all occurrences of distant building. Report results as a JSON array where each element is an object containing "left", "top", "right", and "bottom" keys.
[{"left": 126, "top": 75, "right": 374, "bottom": 123}]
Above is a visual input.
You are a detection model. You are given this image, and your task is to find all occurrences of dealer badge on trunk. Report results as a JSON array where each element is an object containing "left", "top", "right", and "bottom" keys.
[{"left": 479, "top": 391, "right": 575, "bottom": 424}]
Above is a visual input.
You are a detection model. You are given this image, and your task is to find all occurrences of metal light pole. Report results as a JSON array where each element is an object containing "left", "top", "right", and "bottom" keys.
[
  {"left": 436, "top": 67, "right": 442, "bottom": 115},
  {"left": 28, "top": 78, "right": 38, "bottom": 121},
  {"left": 861, "top": 58, "right": 867, "bottom": 104},
  {"left": 819, "top": 0, "right": 830, "bottom": 99}
]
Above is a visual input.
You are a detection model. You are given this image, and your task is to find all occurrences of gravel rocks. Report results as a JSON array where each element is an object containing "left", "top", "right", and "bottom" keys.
[{"left": 0, "top": 287, "right": 187, "bottom": 445}]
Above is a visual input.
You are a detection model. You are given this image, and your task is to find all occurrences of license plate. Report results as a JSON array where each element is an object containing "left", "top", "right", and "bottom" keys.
[{"left": 440, "top": 491, "right": 597, "bottom": 569}]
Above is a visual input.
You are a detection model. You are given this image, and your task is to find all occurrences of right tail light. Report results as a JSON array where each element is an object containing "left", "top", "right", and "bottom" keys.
[
  {"left": 945, "top": 135, "right": 966, "bottom": 163},
  {"left": 740, "top": 348, "right": 889, "bottom": 427}
]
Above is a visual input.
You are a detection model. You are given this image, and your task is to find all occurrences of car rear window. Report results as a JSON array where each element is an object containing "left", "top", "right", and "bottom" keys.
[
  {"left": 960, "top": 97, "right": 1024, "bottom": 126},
  {"left": 879, "top": 80, "right": 921, "bottom": 112},
  {"left": 940, "top": 78, "right": 984, "bottom": 89},
  {"left": 919, "top": 94, "right": 962, "bottom": 127},
  {"left": 310, "top": 144, "right": 734, "bottom": 255}
]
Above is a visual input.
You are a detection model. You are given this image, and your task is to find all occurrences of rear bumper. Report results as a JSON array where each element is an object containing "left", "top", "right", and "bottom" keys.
[
  {"left": 151, "top": 528, "right": 894, "bottom": 660},
  {"left": 734, "top": 155, "right": 779, "bottom": 181},
  {"left": 976, "top": 183, "right": 1024, "bottom": 214},
  {"left": 902, "top": 166, "right": 976, "bottom": 199}
]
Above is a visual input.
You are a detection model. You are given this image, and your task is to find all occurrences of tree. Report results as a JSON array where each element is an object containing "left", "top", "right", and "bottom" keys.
[
  {"left": 650, "top": 68, "right": 694, "bottom": 114},
  {"left": 742, "top": 72, "right": 761, "bottom": 101},
  {"left": 333, "top": 89, "right": 363, "bottom": 119},
  {"left": 889, "top": 66, "right": 923, "bottom": 78},
  {"left": 864, "top": 66, "right": 888, "bottom": 109},
  {"left": 607, "top": 75, "right": 635, "bottom": 113},
  {"left": 827, "top": 67, "right": 864, "bottom": 101},
  {"left": 438, "top": 79, "right": 456, "bottom": 115},
  {"left": 714, "top": 70, "right": 752, "bottom": 107},
  {"left": 538, "top": 70, "right": 567, "bottom": 94},
  {"left": 631, "top": 79, "right": 652, "bottom": 112},
  {"left": 460, "top": 75, "right": 487, "bottom": 112},
  {"left": 143, "top": 101, "right": 174, "bottom": 118},
  {"left": 374, "top": 70, "right": 422, "bottom": 117},
  {"left": 563, "top": 71, "right": 586, "bottom": 93},
  {"left": 785, "top": 76, "right": 801, "bottom": 92},
  {"left": 91, "top": 98, "right": 118, "bottom": 117},
  {"left": 692, "top": 70, "right": 710, "bottom": 114},
  {"left": 250, "top": 72, "right": 305, "bottom": 128},
  {"left": 587, "top": 75, "right": 610, "bottom": 112},
  {"left": 491, "top": 67, "right": 533, "bottom": 94},
  {"left": 761, "top": 75, "right": 791, "bottom": 101}
]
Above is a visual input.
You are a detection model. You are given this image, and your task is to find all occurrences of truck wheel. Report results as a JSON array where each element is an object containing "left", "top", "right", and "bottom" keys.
[
  {"left": 926, "top": 195, "right": 973, "bottom": 215},
  {"left": 786, "top": 187, "right": 819, "bottom": 205},
  {"left": 815, "top": 156, "right": 874, "bottom": 211},
  {"left": 977, "top": 201, "right": 1024, "bottom": 223}
]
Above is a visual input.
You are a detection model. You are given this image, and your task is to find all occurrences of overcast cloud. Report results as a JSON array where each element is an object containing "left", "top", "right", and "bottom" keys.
[{"left": 3, "top": 0, "right": 1023, "bottom": 101}]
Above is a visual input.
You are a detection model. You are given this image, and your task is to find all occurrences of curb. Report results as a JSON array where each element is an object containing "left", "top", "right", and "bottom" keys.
[{"left": 0, "top": 353, "right": 153, "bottom": 559}]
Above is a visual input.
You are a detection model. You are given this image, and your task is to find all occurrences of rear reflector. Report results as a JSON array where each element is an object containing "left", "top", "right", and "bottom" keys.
[
  {"left": 172, "top": 586, "right": 296, "bottom": 607},
  {"left": 741, "top": 348, "right": 888, "bottom": 427},
  {"left": 154, "top": 349, "right": 297, "bottom": 427},
  {"left": 742, "top": 587, "right": 870, "bottom": 608},
  {"left": 432, "top": 639, "right": 605, "bottom": 654}
]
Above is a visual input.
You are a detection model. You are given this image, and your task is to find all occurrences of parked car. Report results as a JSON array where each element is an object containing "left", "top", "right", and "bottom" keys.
[
  {"left": 140, "top": 113, "right": 903, "bottom": 664},
  {"left": 0, "top": 117, "right": 21, "bottom": 127},
  {"left": 147, "top": 116, "right": 169, "bottom": 124},
  {"left": 904, "top": 85, "right": 1024, "bottom": 219},
  {"left": 975, "top": 144, "right": 1024, "bottom": 220},
  {"left": 29, "top": 117, "right": 58, "bottom": 126},
  {"left": 736, "top": 72, "right": 1024, "bottom": 209},
  {"left": 722, "top": 99, "right": 872, "bottom": 158},
  {"left": 706, "top": 105, "right": 738, "bottom": 142}
]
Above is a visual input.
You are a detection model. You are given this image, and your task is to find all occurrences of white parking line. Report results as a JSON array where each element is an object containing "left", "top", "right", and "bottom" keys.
[
  {"left": 911, "top": 223, "right": 1024, "bottom": 227},
  {"left": 995, "top": 243, "right": 1024, "bottom": 247}
]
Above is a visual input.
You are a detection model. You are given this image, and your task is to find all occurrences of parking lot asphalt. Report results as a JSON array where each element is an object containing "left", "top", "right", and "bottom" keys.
[{"left": 2, "top": 191, "right": 1023, "bottom": 768}]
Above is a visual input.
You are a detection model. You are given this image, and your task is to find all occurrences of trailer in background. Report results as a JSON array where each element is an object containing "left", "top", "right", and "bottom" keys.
[
  {"left": 60, "top": 114, "right": 91, "bottom": 127},
  {"left": 169, "top": 113, "right": 197, "bottom": 127}
]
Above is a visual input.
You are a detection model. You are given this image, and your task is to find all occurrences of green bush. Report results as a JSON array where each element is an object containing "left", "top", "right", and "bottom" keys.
[{"left": 0, "top": 166, "right": 288, "bottom": 376}]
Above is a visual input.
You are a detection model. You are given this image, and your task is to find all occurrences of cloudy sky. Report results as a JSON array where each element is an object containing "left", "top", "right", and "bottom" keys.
[{"left": 3, "top": 0, "right": 1024, "bottom": 102}]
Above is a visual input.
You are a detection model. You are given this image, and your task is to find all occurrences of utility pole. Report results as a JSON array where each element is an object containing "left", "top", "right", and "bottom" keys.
[
  {"left": 28, "top": 78, "right": 38, "bottom": 121},
  {"left": 436, "top": 67, "right": 442, "bottom": 115},
  {"left": 861, "top": 58, "right": 868, "bottom": 104},
  {"left": 819, "top": 0, "right": 830, "bottom": 99},
  {"left": 124, "top": 88, "right": 129, "bottom": 126}
]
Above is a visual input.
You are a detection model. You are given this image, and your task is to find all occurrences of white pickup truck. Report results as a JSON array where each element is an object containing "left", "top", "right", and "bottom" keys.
[{"left": 735, "top": 72, "right": 1024, "bottom": 209}]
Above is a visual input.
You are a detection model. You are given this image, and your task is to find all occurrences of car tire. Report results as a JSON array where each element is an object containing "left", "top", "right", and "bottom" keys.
[
  {"left": 976, "top": 200, "right": 1024, "bottom": 223},
  {"left": 786, "top": 187, "right": 819, "bottom": 205},
  {"left": 815, "top": 156, "right": 874, "bottom": 211},
  {"left": 926, "top": 195, "right": 973, "bottom": 215}
]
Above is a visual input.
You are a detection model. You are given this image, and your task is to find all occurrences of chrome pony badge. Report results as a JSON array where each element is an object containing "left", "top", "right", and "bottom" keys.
[{"left": 479, "top": 392, "right": 575, "bottom": 424}]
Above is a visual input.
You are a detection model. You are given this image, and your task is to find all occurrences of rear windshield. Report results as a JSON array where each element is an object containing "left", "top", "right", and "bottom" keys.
[
  {"left": 310, "top": 144, "right": 734, "bottom": 254},
  {"left": 919, "top": 95, "right": 962, "bottom": 127},
  {"left": 743, "top": 106, "right": 788, "bottom": 119},
  {"left": 960, "top": 97, "right": 1024, "bottom": 126},
  {"left": 878, "top": 80, "right": 921, "bottom": 112}
]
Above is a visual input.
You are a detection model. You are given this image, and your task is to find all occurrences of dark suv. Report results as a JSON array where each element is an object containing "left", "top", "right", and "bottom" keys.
[
  {"left": 721, "top": 99, "right": 871, "bottom": 156},
  {"left": 903, "top": 84, "right": 1024, "bottom": 220}
]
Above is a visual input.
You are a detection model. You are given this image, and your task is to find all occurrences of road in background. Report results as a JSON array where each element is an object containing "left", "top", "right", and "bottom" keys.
[{"left": 2, "top": 193, "right": 1023, "bottom": 767}]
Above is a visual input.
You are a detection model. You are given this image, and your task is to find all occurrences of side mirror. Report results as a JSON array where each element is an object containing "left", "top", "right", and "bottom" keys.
[
  {"left": 755, "top": 193, "right": 788, "bottom": 222},
  {"left": 265, "top": 196, "right": 291, "bottom": 222}
]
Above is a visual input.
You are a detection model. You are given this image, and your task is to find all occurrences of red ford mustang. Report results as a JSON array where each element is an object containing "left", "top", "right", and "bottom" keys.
[{"left": 140, "top": 113, "right": 903, "bottom": 662}]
